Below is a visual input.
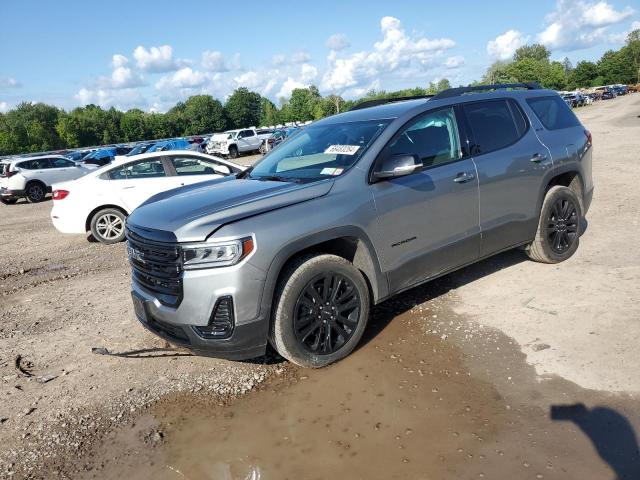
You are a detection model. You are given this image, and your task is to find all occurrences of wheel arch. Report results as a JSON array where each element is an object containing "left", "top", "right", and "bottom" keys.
[
  {"left": 538, "top": 167, "right": 585, "bottom": 215},
  {"left": 85, "top": 204, "right": 130, "bottom": 232},
  {"left": 259, "top": 227, "right": 388, "bottom": 326}
]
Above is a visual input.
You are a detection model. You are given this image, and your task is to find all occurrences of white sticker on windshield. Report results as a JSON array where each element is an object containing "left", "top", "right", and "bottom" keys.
[
  {"left": 324, "top": 144, "right": 360, "bottom": 155},
  {"left": 321, "top": 167, "right": 344, "bottom": 176}
]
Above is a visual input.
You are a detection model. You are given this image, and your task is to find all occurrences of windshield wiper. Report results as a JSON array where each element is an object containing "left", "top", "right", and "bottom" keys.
[{"left": 251, "top": 175, "right": 304, "bottom": 183}]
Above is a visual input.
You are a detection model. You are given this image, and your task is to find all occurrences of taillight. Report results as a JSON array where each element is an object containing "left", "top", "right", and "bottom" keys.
[
  {"left": 585, "top": 129, "right": 592, "bottom": 146},
  {"left": 52, "top": 190, "right": 69, "bottom": 200},
  {"left": 1, "top": 170, "right": 18, "bottom": 178}
]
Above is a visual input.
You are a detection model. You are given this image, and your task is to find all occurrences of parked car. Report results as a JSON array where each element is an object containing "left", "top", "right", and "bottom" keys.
[
  {"left": 0, "top": 155, "right": 94, "bottom": 204},
  {"left": 64, "top": 150, "right": 89, "bottom": 162},
  {"left": 125, "top": 83, "right": 593, "bottom": 367},
  {"left": 206, "top": 128, "right": 272, "bottom": 158},
  {"left": 260, "top": 127, "right": 300, "bottom": 153},
  {"left": 82, "top": 148, "right": 117, "bottom": 167},
  {"left": 595, "top": 86, "right": 616, "bottom": 99},
  {"left": 126, "top": 143, "right": 155, "bottom": 156},
  {"left": 50, "top": 151, "right": 244, "bottom": 244},
  {"left": 147, "top": 139, "right": 192, "bottom": 153}
]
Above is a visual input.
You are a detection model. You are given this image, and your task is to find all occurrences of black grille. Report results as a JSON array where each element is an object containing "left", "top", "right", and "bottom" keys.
[{"left": 126, "top": 232, "right": 182, "bottom": 305}]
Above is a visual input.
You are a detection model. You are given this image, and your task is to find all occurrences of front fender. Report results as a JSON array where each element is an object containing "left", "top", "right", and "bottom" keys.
[{"left": 258, "top": 226, "right": 388, "bottom": 325}]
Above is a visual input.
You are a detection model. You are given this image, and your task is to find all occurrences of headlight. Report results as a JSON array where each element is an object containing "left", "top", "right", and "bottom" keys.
[{"left": 182, "top": 237, "right": 254, "bottom": 269}]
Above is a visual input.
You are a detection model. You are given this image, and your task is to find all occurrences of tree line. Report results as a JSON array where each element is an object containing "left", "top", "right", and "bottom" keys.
[{"left": 1, "top": 30, "right": 638, "bottom": 156}]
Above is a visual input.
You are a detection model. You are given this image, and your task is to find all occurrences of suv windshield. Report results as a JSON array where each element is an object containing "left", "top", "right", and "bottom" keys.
[{"left": 247, "top": 119, "right": 391, "bottom": 183}]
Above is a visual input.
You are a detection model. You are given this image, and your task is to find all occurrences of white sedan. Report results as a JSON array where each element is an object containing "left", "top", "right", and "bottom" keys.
[{"left": 50, "top": 150, "right": 244, "bottom": 244}]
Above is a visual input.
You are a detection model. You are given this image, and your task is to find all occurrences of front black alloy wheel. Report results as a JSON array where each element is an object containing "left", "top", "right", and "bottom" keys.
[
  {"left": 546, "top": 197, "right": 578, "bottom": 254},
  {"left": 271, "top": 254, "right": 370, "bottom": 368},
  {"left": 294, "top": 273, "right": 361, "bottom": 355}
]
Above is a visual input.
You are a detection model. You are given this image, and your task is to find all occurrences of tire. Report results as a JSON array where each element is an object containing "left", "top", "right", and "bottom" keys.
[
  {"left": 25, "top": 182, "right": 46, "bottom": 203},
  {"left": 526, "top": 185, "right": 582, "bottom": 264},
  {"left": 270, "top": 254, "right": 370, "bottom": 368},
  {"left": 228, "top": 145, "right": 239, "bottom": 159},
  {"left": 90, "top": 208, "right": 127, "bottom": 244},
  {"left": 0, "top": 198, "right": 18, "bottom": 205}
]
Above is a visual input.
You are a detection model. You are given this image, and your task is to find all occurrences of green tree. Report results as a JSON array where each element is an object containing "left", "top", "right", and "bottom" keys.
[
  {"left": 0, "top": 102, "right": 63, "bottom": 154},
  {"left": 120, "top": 109, "right": 147, "bottom": 142},
  {"left": 481, "top": 60, "right": 515, "bottom": 84},
  {"left": 182, "top": 95, "right": 227, "bottom": 134},
  {"left": 513, "top": 44, "right": 551, "bottom": 62},
  {"left": 224, "top": 88, "right": 261, "bottom": 128},
  {"left": 260, "top": 97, "right": 280, "bottom": 126},
  {"left": 286, "top": 86, "right": 323, "bottom": 122},
  {"left": 567, "top": 61, "right": 598, "bottom": 89},
  {"left": 436, "top": 78, "right": 451, "bottom": 92}
]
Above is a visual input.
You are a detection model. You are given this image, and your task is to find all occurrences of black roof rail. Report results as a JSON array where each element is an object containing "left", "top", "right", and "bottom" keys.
[
  {"left": 349, "top": 95, "right": 433, "bottom": 111},
  {"left": 431, "top": 82, "right": 542, "bottom": 100}
]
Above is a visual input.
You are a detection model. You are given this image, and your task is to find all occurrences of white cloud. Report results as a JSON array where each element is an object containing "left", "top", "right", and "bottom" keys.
[
  {"left": 487, "top": 30, "right": 528, "bottom": 60},
  {"left": 538, "top": 0, "right": 635, "bottom": 50},
  {"left": 111, "top": 54, "right": 128, "bottom": 69},
  {"left": 326, "top": 33, "right": 350, "bottom": 51},
  {"left": 322, "top": 16, "right": 455, "bottom": 94},
  {"left": 609, "top": 19, "right": 640, "bottom": 43},
  {"left": 155, "top": 67, "right": 207, "bottom": 90},
  {"left": 234, "top": 70, "right": 262, "bottom": 89},
  {"left": 581, "top": 1, "right": 634, "bottom": 26},
  {"left": 291, "top": 51, "right": 311, "bottom": 64},
  {"left": 272, "top": 54, "right": 287, "bottom": 66},
  {"left": 276, "top": 78, "right": 307, "bottom": 99},
  {"left": 201, "top": 50, "right": 229, "bottom": 72},
  {"left": 109, "top": 66, "right": 145, "bottom": 89},
  {"left": 133, "top": 45, "right": 181, "bottom": 72},
  {"left": 445, "top": 55, "right": 465, "bottom": 68},
  {"left": 300, "top": 63, "right": 318, "bottom": 83},
  {"left": 74, "top": 87, "right": 147, "bottom": 110},
  {"left": 0, "top": 77, "right": 21, "bottom": 88},
  {"left": 0, "top": 101, "right": 9, "bottom": 113}
]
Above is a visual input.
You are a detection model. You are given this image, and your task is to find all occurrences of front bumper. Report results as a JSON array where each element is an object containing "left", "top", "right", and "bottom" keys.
[{"left": 130, "top": 260, "right": 269, "bottom": 360}]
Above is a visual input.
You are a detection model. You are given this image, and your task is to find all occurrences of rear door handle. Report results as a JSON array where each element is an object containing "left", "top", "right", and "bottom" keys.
[
  {"left": 530, "top": 153, "right": 548, "bottom": 163},
  {"left": 454, "top": 172, "right": 475, "bottom": 183},
  {"left": 122, "top": 186, "right": 136, "bottom": 190}
]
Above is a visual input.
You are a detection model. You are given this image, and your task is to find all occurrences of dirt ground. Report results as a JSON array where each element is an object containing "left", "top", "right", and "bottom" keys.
[{"left": 1, "top": 95, "right": 639, "bottom": 479}]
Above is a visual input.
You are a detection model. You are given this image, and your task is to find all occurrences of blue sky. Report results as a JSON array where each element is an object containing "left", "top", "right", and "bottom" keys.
[{"left": 1, "top": 0, "right": 638, "bottom": 112}]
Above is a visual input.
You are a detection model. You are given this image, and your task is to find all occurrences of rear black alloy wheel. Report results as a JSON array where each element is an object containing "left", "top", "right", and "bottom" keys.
[
  {"left": 294, "top": 273, "right": 361, "bottom": 355},
  {"left": 546, "top": 197, "right": 578, "bottom": 254},
  {"left": 26, "top": 183, "right": 45, "bottom": 203},
  {"left": 526, "top": 185, "right": 582, "bottom": 264}
]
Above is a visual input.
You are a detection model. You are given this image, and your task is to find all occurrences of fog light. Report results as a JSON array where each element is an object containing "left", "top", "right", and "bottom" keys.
[{"left": 193, "top": 296, "right": 234, "bottom": 339}]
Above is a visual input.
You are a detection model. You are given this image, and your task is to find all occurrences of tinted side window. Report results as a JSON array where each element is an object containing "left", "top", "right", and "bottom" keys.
[
  {"left": 526, "top": 95, "right": 581, "bottom": 130},
  {"left": 387, "top": 107, "right": 461, "bottom": 168},
  {"left": 19, "top": 159, "right": 51, "bottom": 170},
  {"left": 464, "top": 100, "right": 520, "bottom": 155},
  {"left": 51, "top": 158, "right": 75, "bottom": 168},
  {"left": 108, "top": 160, "right": 166, "bottom": 180},
  {"left": 170, "top": 156, "right": 230, "bottom": 176}
]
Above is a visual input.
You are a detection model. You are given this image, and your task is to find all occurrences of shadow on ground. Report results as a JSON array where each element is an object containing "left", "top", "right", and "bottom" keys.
[{"left": 551, "top": 403, "right": 640, "bottom": 480}]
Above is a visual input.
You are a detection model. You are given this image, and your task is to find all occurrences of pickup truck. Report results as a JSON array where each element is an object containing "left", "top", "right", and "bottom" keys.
[{"left": 206, "top": 128, "right": 273, "bottom": 158}]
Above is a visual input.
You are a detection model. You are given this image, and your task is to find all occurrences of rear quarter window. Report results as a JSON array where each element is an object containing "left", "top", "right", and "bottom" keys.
[{"left": 526, "top": 95, "right": 581, "bottom": 130}]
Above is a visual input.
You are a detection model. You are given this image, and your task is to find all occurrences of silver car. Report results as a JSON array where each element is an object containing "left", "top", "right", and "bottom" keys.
[{"left": 126, "top": 83, "right": 594, "bottom": 368}]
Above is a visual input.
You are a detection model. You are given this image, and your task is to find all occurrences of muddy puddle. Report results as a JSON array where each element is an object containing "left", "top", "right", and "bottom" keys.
[{"left": 75, "top": 288, "right": 640, "bottom": 480}]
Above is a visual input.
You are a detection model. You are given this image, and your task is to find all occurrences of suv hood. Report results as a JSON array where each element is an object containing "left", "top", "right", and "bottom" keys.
[{"left": 127, "top": 177, "right": 334, "bottom": 242}]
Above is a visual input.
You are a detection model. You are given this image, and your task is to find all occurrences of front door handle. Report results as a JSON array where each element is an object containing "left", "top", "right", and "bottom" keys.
[
  {"left": 530, "top": 153, "right": 548, "bottom": 163},
  {"left": 122, "top": 186, "right": 136, "bottom": 190},
  {"left": 454, "top": 172, "right": 475, "bottom": 183}
]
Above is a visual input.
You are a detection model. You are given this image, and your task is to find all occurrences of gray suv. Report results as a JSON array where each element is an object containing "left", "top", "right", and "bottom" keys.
[{"left": 126, "top": 83, "right": 593, "bottom": 368}]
